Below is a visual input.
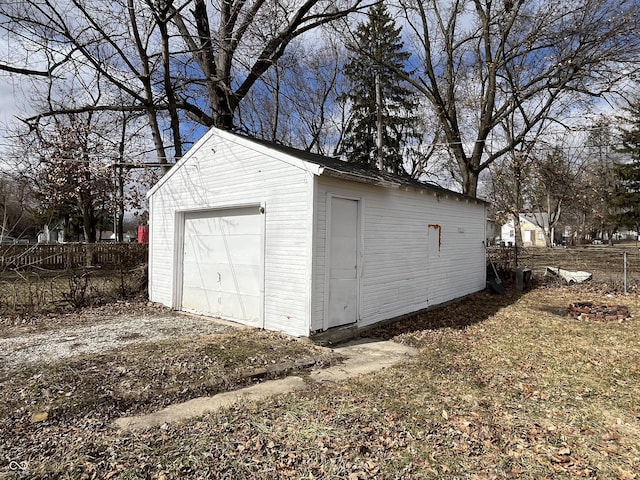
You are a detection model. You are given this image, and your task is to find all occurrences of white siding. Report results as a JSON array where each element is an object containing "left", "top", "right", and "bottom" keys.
[
  {"left": 312, "top": 176, "right": 486, "bottom": 331},
  {"left": 148, "top": 130, "right": 313, "bottom": 337}
]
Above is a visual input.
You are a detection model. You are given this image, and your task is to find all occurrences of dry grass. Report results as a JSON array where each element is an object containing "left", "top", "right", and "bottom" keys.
[
  {"left": 0, "top": 267, "right": 147, "bottom": 316},
  {"left": 2, "top": 284, "right": 640, "bottom": 479},
  {"left": 491, "top": 244, "right": 640, "bottom": 292},
  {"left": 0, "top": 330, "right": 339, "bottom": 479}
]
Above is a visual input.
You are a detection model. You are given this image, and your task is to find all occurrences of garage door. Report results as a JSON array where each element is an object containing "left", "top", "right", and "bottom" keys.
[{"left": 181, "top": 208, "right": 262, "bottom": 325}]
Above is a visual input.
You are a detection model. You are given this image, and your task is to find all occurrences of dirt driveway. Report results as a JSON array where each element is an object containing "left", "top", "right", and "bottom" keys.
[
  {"left": 0, "top": 302, "right": 343, "bottom": 479},
  {"left": 0, "top": 305, "right": 237, "bottom": 370}
]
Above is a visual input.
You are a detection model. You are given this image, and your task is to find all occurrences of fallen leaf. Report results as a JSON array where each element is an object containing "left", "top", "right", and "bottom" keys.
[
  {"left": 616, "top": 467, "right": 636, "bottom": 480},
  {"left": 550, "top": 454, "right": 570, "bottom": 464},
  {"left": 366, "top": 460, "right": 379, "bottom": 473},
  {"left": 105, "top": 469, "right": 123, "bottom": 480},
  {"left": 30, "top": 412, "right": 48, "bottom": 423},
  {"left": 602, "top": 431, "right": 620, "bottom": 442}
]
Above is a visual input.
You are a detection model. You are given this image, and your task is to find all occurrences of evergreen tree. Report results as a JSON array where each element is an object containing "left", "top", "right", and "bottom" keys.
[
  {"left": 340, "top": 3, "right": 419, "bottom": 173},
  {"left": 611, "top": 103, "right": 640, "bottom": 233}
]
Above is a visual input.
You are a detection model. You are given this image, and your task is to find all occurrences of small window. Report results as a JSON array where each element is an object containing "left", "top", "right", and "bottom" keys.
[{"left": 509, "top": 229, "right": 514, "bottom": 238}]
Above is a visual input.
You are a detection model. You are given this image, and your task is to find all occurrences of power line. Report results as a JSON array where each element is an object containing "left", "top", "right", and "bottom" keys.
[{"left": 0, "top": 119, "right": 636, "bottom": 163}]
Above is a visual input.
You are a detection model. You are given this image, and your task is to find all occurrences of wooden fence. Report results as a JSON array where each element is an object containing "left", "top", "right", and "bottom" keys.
[{"left": 0, "top": 243, "right": 148, "bottom": 270}]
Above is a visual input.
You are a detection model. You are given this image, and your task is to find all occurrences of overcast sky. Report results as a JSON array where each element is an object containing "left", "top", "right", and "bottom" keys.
[
  {"left": 0, "top": 76, "right": 18, "bottom": 146},
  {"left": 0, "top": 25, "right": 16, "bottom": 145},
  {"left": 0, "top": 26, "right": 41, "bottom": 151}
]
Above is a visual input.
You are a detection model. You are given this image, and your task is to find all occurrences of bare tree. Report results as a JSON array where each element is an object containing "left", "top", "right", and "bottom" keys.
[
  {"left": 0, "top": 173, "right": 37, "bottom": 241},
  {"left": 19, "top": 113, "right": 113, "bottom": 243},
  {"left": 238, "top": 35, "right": 348, "bottom": 155},
  {"left": 486, "top": 108, "right": 553, "bottom": 251},
  {"left": 1, "top": 0, "right": 373, "bottom": 169},
  {"left": 396, "top": 0, "right": 640, "bottom": 197},
  {"left": 8, "top": 89, "right": 151, "bottom": 244},
  {"left": 98, "top": 109, "right": 158, "bottom": 242},
  {"left": 487, "top": 148, "right": 532, "bottom": 249},
  {"left": 168, "top": 0, "right": 372, "bottom": 129},
  {"left": 282, "top": 40, "right": 346, "bottom": 154},
  {"left": 572, "top": 119, "right": 621, "bottom": 244},
  {"left": 0, "top": 0, "right": 175, "bottom": 170},
  {"left": 528, "top": 143, "right": 585, "bottom": 247}
]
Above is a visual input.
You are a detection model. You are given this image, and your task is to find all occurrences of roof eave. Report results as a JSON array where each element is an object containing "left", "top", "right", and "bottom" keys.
[
  {"left": 320, "top": 167, "right": 402, "bottom": 189},
  {"left": 317, "top": 166, "right": 487, "bottom": 204}
]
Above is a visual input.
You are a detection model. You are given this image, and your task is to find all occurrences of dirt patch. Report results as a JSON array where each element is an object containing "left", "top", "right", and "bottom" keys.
[
  {"left": 0, "top": 300, "right": 170, "bottom": 338},
  {"left": 0, "top": 310, "right": 341, "bottom": 479},
  {"left": 0, "top": 310, "right": 235, "bottom": 370}
]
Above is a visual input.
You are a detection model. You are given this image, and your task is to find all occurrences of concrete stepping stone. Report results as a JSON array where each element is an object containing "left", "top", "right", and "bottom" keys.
[{"left": 114, "top": 339, "right": 418, "bottom": 431}]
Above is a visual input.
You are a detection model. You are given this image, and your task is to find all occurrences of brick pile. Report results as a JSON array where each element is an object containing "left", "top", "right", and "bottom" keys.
[{"left": 567, "top": 302, "right": 631, "bottom": 322}]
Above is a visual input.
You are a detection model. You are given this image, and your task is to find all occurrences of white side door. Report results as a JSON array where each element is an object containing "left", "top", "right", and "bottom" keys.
[{"left": 326, "top": 196, "right": 359, "bottom": 328}]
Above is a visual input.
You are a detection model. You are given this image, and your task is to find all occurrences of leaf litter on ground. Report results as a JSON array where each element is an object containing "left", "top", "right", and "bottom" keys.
[{"left": 2, "top": 284, "right": 640, "bottom": 479}]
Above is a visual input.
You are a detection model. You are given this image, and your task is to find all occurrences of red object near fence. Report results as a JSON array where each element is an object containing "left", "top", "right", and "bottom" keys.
[{"left": 137, "top": 225, "right": 149, "bottom": 243}]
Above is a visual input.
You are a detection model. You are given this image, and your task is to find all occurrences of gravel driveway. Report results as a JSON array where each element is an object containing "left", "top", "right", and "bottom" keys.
[{"left": 0, "top": 309, "right": 237, "bottom": 370}]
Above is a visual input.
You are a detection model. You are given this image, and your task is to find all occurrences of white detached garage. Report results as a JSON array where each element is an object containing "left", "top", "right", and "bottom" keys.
[{"left": 147, "top": 127, "right": 487, "bottom": 337}]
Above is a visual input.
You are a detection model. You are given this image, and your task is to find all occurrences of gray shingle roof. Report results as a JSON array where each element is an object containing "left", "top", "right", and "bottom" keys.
[{"left": 238, "top": 133, "right": 486, "bottom": 204}]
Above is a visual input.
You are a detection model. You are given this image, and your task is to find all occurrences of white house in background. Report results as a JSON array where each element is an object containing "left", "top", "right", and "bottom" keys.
[
  {"left": 146, "top": 127, "right": 488, "bottom": 337},
  {"left": 501, "top": 213, "right": 550, "bottom": 247},
  {"left": 486, "top": 217, "right": 501, "bottom": 245},
  {"left": 37, "top": 222, "right": 65, "bottom": 243},
  {"left": 96, "top": 231, "right": 135, "bottom": 242}
]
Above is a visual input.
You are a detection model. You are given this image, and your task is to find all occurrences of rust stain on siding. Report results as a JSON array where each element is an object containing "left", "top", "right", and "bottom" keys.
[{"left": 428, "top": 224, "right": 442, "bottom": 251}]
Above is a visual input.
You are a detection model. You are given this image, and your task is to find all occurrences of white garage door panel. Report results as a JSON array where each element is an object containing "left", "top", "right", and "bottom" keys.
[
  {"left": 186, "top": 235, "right": 262, "bottom": 266},
  {"left": 182, "top": 209, "right": 262, "bottom": 325},
  {"left": 183, "top": 263, "right": 262, "bottom": 293},
  {"left": 181, "top": 286, "right": 212, "bottom": 313},
  {"left": 182, "top": 288, "right": 261, "bottom": 322}
]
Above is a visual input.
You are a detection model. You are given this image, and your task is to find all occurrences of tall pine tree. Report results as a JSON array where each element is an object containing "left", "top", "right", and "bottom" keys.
[
  {"left": 610, "top": 102, "right": 640, "bottom": 233},
  {"left": 340, "top": 3, "right": 419, "bottom": 173}
]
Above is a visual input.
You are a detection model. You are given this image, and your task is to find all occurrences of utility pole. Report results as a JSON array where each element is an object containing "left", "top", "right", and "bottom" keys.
[
  {"left": 115, "top": 115, "right": 127, "bottom": 242},
  {"left": 375, "top": 71, "right": 383, "bottom": 171}
]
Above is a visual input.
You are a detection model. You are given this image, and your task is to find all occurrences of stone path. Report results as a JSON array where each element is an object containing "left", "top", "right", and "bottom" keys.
[{"left": 114, "top": 339, "right": 418, "bottom": 431}]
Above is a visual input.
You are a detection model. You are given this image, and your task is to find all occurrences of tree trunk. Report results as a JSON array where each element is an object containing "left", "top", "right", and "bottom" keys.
[
  {"left": 128, "top": 0, "right": 171, "bottom": 173},
  {"left": 462, "top": 168, "right": 479, "bottom": 198},
  {"left": 116, "top": 164, "right": 125, "bottom": 242},
  {"left": 543, "top": 229, "right": 553, "bottom": 248},
  {"left": 375, "top": 72, "right": 383, "bottom": 170},
  {"left": 212, "top": 89, "right": 235, "bottom": 130},
  {"left": 81, "top": 200, "right": 96, "bottom": 243},
  {"left": 158, "top": 16, "right": 183, "bottom": 159},
  {"left": 512, "top": 213, "right": 522, "bottom": 268}
]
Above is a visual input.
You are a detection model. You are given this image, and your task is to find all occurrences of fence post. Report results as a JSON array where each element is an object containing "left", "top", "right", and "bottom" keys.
[{"left": 624, "top": 251, "right": 628, "bottom": 294}]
